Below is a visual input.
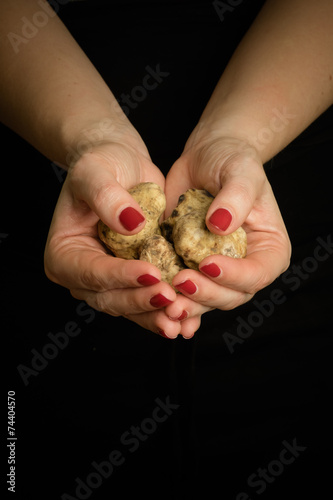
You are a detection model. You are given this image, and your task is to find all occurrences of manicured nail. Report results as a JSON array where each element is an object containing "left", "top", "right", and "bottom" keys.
[
  {"left": 137, "top": 274, "right": 160, "bottom": 286},
  {"left": 157, "top": 329, "right": 170, "bottom": 339},
  {"left": 177, "top": 310, "right": 188, "bottom": 321},
  {"left": 200, "top": 263, "right": 222, "bottom": 278},
  {"left": 169, "top": 310, "right": 188, "bottom": 322},
  {"left": 209, "top": 208, "right": 232, "bottom": 231},
  {"left": 150, "top": 293, "right": 173, "bottom": 308},
  {"left": 119, "top": 207, "right": 145, "bottom": 231},
  {"left": 174, "top": 280, "right": 197, "bottom": 295}
]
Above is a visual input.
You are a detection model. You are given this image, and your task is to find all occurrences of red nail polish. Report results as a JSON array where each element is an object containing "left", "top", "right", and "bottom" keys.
[
  {"left": 157, "top": 329, "right": 170, "bottom": 338},
  {"left": 209, "top": 208, "right": 232, "bottom": 231},
  {"left": 137, "top": 274, "right": 160, "bottom": 286},
  {"left": 150, "top": 293, "right": 173, "bottom": 308},
  {"left": 200, "top": 263, "right": 221, "bottom": 278},
  {"left": 175, "top": 280, "right": 197, "bottom": 295},
  {"left": 169, "top": 310, "right": 188, "bottom": 322},
  {"left": 177, "top": 310, "right": 188, "bottom": 321},
  {"left": 119, "top": 207, "right": 145, "bottom": 231}
]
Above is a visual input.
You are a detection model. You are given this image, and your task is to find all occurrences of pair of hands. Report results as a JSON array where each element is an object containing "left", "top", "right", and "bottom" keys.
[{"left": 44, "top": 131, "right": 291, "bottom": 339}]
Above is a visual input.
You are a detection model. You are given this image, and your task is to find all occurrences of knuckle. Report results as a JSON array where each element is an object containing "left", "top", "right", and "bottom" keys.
[
  {"left": 93, "top": 292, "right": 120, "bottom": 317},
  {"left": 44, "top": 249, "right": 61, "bottom": 286},
  {"left": 234, "top": 182, "right": 254, "bottom": 208},
  {"left": 80, "top": 263, "right": 106, "bottom": 291},
  {"left": 92, "top": 182, "right": 114, "bottom": 213},
  {"left": 69, "top": 289, "right": 82, "bottom": 300},
  {"left": 67, "top": 159, "right": 85, "bottom": 191},
  {"left": 218, "top": 177, "right": 255, "bottom": 214},
  {"left": 91, "top": 292, "right": 106, "bottom": 313},
  {"left": 80, "top": 267, "right": 95, "bottom": 288}
]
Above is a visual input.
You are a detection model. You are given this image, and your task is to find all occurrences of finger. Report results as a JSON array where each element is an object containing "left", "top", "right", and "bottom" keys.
[
  {"left": 179, "top": 315, "right": 203, "bottom": 339},
  {"left": 127, "top": 306, "right": 205, "bottom": 340},
  {"left": 205, "top": 159, "right": 266, "bottom": 235},
  {"left": 70, "top": 281, "right": 177, "bottom": 317},
  {"left": 172, "top": 269, "right": 253, "bottom": 310},
  {"left": 46, "top": 240, "right": 165, "bottom": 291},
  {"left": 126, "top": 309, "right": 182, "bottom": 339},
  {"left": 199, "top": 232, "right": 291, "bottom": 294},
  {"left": 164, "top": 294, "right": 212, "bottom": 323},
  {"left": 165, "top": 295, "right": 212, "bottom": 339},
  {"left": 68, "top": 154, "right": 147, "bottom": 235}
]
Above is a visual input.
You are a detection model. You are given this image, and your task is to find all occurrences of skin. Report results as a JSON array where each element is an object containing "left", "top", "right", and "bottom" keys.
[
  {"left": 1, "top": 0, "right": 332, "bottom": 339},
  {"left": 163, "top": 0, "right": 333, "bottom": 328}
]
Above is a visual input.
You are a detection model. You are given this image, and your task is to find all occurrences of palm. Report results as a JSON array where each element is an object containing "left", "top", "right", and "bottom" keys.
[
  {"left": 165, "top": 138, "right": 291, "bottom": 297},
  {"left": 45, "top": 142, "right": 165, "bottom": 288}
]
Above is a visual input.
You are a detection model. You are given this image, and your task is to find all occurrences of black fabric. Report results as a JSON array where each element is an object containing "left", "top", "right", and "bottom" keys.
[{"left": 2, "top": 1, "right": 333, "bottom": 499}]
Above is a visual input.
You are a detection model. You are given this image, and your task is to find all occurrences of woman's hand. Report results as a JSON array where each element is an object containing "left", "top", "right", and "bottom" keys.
[
  {"left": 44, "top": 137, "right": 186, "bottom": 337},
  {"left": 163, "top": 135, "right": 291, "bottom": 313}
]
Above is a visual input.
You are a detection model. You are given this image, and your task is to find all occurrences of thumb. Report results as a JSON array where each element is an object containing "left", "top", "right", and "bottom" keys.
[
  {"left": 205, "top": 159, "right": 266, "bottom": 235},
  {"left": 69, "top": 154, "right": 146, "bottom": 235}
]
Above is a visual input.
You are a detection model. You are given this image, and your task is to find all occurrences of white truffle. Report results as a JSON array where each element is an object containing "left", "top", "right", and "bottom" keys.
[
  {"left": 98, "top": 182, "right": 165, "bottom": 259},
  {"left": 139, "top": 235, "right": 186, "bottom": 287},
  {"left": 161, "top": 188, "right": 247, "bottom": 270}
]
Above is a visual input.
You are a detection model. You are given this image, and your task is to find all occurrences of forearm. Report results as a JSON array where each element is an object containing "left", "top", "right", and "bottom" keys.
[
  {"left": 189, "top": 0, "right": 333, "bottom": 163},
  {"left": 0, "top": 0, "right": 142, "bottom": 165}
]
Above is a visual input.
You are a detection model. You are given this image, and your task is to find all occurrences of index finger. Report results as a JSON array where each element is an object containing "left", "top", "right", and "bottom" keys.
[
  {"left": 199, "top": 246, "right": 290, "bottom": 295},
  {"left": 45, "top": 242, "right": 163, "bottom": 292}
]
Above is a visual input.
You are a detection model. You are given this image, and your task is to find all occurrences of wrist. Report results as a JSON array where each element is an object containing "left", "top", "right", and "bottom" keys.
[
  {"left": 59, "top": 101, "right": 148, "bottom": 167},
  {"left": 184, "top": 98, "right": 297, "bottom": 165}
]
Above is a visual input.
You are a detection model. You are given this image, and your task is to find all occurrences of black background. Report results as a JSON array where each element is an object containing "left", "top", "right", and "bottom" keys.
[{"left": 2, "top": 1, "right": 333, "bottom": 499}]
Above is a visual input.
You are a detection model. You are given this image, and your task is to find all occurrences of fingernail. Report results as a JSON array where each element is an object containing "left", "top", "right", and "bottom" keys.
[
  {"left": 209, "top": 208, "right": 232, "bottom": 231},
  {"left": 200, "top": 263, "right": 222, "bottom": 278},
  {"left": 119, "top": 207, "right": 145, "bottom": 231},
  {"left": 157, "top": 329, "right": 171, "bottom": 339},
  {"left": 169, "top": 310, "right": 188, "bottom": 322},
  {"left": 150, "top": 293, "right": 173, "bottom": 308},
  {"left": 177, "top": 310, "right": 188, "bottom": 321},
  {"left": 137, "top": 274, "right": 160, "bottom": 286},
  {"left": 174, "top": 280, "right": 197, "bottom": 295}
]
